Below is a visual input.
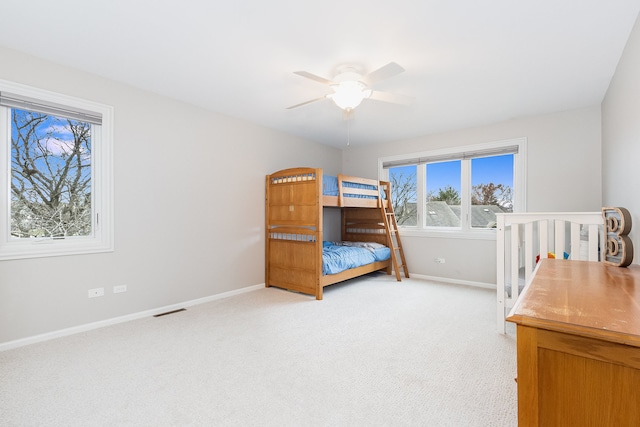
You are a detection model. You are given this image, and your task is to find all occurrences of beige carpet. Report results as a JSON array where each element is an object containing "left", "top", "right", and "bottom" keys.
[{"left": 0, "top": 274, "right": 517, "bottom": 426}]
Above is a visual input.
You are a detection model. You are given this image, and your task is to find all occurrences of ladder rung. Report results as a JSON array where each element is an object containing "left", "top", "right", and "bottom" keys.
[{"left": 382, "top": 205, "right": 407, "bottom": 281}]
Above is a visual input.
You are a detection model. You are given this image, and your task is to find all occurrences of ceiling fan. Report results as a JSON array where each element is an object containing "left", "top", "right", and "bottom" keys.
[{"left": 287, "top": 62, "right": 413, "bottom": 113}]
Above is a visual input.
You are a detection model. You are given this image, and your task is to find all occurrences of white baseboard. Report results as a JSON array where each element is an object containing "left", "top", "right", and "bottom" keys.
[
  {"left": 409, "top": 273, "right": 496, "bottom": 290},
  {"left": 0, "top": 283, "right": 264, "bottom": 352}
]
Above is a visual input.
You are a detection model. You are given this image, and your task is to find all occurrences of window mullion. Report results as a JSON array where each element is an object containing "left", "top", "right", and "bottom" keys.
[
  {"left": 0, "top": 107, "right": 8, "bottom": 244},
  {"left": 417, "top": 164, "right": 425, "bottom": 228},
  {"left": 461, "top": 159, "right": 471, "bottom": 231}
]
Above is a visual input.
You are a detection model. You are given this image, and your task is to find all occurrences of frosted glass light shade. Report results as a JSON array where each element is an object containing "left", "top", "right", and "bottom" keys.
[{"left": 329, "top": 81, "right": 371, "bottom": 110}]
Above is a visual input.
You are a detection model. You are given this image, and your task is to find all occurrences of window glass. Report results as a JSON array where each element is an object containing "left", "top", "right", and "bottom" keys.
[
  {"left": 426, "top": 160, "right": 461, "bottom": 227},
  {"left": 10, "top": 108, "right": 93, "bottom": 239},
  {"left": 389, "top": 165, "right": 417, "bottom": 226},
  {"left": 470, "top": 155, "right": 514, "bottom": 228}
]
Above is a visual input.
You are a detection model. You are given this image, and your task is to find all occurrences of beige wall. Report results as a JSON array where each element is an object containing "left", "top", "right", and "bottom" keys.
[
  {"left": 602, "top": 12, "right": 640, "bottom": 264},
  {"left": 0, "top": 46, "right": 341, "bottom": 344},
  {"left": 343, "top": 107, "right": 603, "bottom": 284}
]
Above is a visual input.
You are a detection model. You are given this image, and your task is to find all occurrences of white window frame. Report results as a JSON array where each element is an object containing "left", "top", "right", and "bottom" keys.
[
  {"left": 379, "top": 137, "right": 527, "bottom": 240},
  {"left": 0, "top": 79, "right": 113, "bottom": 260}
]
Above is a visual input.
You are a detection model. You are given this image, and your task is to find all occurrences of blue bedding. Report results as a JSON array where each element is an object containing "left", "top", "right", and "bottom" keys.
[
  {"left": 322, "top": 241, "right": 391, "bottom": 275},
  {"left": 322, "top": 175, "right": 341, "bottom": 196},
  {"left": 322, "top": 175, "right": 382, "bottom": 199}
]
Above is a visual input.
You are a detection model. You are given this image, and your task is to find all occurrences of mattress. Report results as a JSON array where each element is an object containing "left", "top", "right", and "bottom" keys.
[{"left": 322, "top": 241, "right": 391, "bottom": 275}]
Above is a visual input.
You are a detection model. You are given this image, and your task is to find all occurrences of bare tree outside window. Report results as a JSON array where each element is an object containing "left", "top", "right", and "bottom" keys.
[
  {"left": 389, "top": 168, "right": 417, "bottom": 225},
  {"left": 471, "top": 183, "right": 513, "bottom": 211},
  {"left": 10, "top": 109, "right": 92, "bottom": 238}
]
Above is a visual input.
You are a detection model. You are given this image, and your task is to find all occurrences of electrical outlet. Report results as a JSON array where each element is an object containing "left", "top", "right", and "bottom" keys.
[
  {"left": 113, "top": 285, "right": 127, "bottom": 294},
  {"left": 88, "top": 287, "right": 104, "bottom": 298},
  {"left": 434, "top": 258, "right": 446, "bottom": 264}
]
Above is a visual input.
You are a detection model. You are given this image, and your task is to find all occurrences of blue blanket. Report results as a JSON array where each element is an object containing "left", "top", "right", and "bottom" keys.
[{"left": 322, "top": 241, "right": 391, "bottom": 275}]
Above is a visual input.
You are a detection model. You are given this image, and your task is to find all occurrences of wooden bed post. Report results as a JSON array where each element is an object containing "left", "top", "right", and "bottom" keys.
[
  {"left": 265, "top": 175, "right": 271, "bottom": 289},
  {"left": 315, "top": 168, "right": 324, "bottom": 300}
]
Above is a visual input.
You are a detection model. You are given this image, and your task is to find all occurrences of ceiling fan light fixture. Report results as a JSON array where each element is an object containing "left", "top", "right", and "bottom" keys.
[
  {"left": 328, "top": 81, "right": 371, "bottom": 111},
  {"left": 289, "top": 62, "right": 406, "bottom": 112}
]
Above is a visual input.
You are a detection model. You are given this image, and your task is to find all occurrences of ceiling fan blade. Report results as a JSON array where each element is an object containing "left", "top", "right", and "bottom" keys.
[
  {"left": 368, "top": 90, "right": 414, "bottom": 105},
  {"left": 361, "top": 62, "right": 405, "bottom": 86},
  {"left": 293, "top": 71, "right": 334, "bottom": 85},
  {"left": 286, "top": 96, "right": 328, "bottom": 109}
]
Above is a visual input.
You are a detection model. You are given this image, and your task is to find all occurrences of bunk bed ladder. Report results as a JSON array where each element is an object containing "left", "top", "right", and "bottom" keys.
[{"left": 381, "top": 201, "right": 410, "bottom": 281}]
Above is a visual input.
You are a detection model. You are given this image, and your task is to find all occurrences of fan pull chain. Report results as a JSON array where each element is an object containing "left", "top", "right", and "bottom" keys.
[{"left": 344, "top": 108, "right": 353, "bottom": 146}]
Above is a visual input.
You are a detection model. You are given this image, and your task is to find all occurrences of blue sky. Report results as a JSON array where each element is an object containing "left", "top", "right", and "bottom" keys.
[
  {"left": 470, "top": 155, "right": 513, "bottom": 188},
  {"left": 390, "top": 154, "right": 514, "bottom": 197},
  {"left": 12, "top": 109, "right": 91, "bottom": 164}
]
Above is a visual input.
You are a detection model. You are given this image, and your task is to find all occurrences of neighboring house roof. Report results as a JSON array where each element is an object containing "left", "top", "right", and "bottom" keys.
[
  {"left": 449, "top": 204, "right": 506, "bottom": 228},
  {"left": 426, "top": 201, "right": 461, "bottom": 227},
  {"left": 472, "top": 205, "right": 506, "bottom": 228},
  {"left": 396, "top": 202, "right": 507, "bottom": 227},
  {"left": 395, "top": 202, "right": 417, "bottom": 226}
]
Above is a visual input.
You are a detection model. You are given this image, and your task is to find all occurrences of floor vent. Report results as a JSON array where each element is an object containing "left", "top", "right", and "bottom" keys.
[{"left": 153, "top": 308, "right": 186, "bottom": 318}]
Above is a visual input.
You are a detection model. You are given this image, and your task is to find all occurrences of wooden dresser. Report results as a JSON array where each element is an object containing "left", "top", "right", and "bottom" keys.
[{"left": 506, "top": 259, "right": 640, "bottom": 426}]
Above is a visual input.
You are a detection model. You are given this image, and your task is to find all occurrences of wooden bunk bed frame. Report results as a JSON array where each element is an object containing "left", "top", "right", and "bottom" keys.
[{"left": 265, "top": 167, "right": 406, "bottom": 300}]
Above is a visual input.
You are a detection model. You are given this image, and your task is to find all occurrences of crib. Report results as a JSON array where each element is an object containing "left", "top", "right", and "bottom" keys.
[{"left": 496, "top": 212, "right": 604, "bottom": 333}]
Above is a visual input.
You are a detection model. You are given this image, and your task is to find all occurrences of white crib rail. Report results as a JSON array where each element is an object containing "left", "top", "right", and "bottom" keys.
[{"left": 496, "top": 212, "right": 604, "bottom": 333}]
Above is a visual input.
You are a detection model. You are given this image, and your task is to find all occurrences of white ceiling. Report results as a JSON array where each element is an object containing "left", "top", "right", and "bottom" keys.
[{"left": 1, "top": 1, "right": 639, "bottom": 148}]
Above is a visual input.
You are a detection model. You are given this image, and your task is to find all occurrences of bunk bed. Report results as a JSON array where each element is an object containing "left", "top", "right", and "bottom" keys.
[
  {"left": 265, "top": 167, "right": 407, "bottom": 300},
  {"left": 496, "top": 212, "right": 604, "bottom": 333}
]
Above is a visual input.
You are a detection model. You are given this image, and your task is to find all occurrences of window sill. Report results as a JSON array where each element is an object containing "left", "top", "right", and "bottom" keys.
[
  {"left": 0, "top": 240, "right": 114, "bottom": 261},
  {"left": 398, "top": 228, "right": 497, "bottom": 241}
]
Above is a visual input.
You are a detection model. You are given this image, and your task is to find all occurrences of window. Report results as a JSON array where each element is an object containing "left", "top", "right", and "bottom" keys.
[
  {"left": 387, "top": 164, "right": 417, "bottom": 226},
  {"left": 0, "top": 80, "right": 113, "bottom": 260},
  {"left": 426, "top": 160, "right": 461, "bottom": 228},
  {"left": 380, "top": 138, "right": 526, "bottom": 238}
]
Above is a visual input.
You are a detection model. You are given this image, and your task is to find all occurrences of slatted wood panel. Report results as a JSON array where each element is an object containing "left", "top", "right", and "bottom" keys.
[
  {"left": 268, "top": 177, "right": 319, "bottom": 226},
  {"left": 342, "top": 208, "right": 388, "bottom": 246},
  {"left": 268, "top": 239, "right": 318, "bottom": 295}
]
